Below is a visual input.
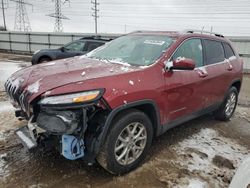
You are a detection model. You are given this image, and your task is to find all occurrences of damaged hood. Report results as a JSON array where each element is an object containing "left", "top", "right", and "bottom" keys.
[{"left": 7, "top": 56, "right": 142, "bottom": 103}]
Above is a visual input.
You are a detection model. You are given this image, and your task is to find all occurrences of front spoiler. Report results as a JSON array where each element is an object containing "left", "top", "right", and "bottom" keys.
[{"left": 16, "top": 126, "right": 37, "bottom": 149}]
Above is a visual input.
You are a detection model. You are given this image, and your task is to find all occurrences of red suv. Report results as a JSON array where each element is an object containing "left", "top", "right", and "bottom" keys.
[{"left": 5, "top": 30, "right": 243, "bottom": 174}]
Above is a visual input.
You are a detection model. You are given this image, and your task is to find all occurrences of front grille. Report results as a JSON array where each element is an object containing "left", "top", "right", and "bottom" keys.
[
  {"left": 19, "top": 92, "right": 26, "bottom": 112},
  {"left": 5, "top": 79, "right": 16, "bottom": 101},
  {"left": 5, "top": 78, "right": 27, "bottom": 112}
]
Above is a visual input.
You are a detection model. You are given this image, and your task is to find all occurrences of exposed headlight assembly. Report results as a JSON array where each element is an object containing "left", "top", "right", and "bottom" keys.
[{"left": 39, "top": 90, "right": 102, "bottom": 105}]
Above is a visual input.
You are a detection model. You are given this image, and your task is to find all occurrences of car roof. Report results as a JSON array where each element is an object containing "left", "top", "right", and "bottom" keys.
[
  {"left": 79, "top": 36, "right": 113, "bottom": 42},
  {"left": 129, "top": 30, "right": 181, "bottom": 38},
  {"left": 128, "top": 30, "right": 231, "bottom": 43}
]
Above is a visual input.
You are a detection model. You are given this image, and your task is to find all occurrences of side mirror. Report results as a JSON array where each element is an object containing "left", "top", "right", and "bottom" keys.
[{"left": 165, "top": 58, "right": 195, "bottom": 71}]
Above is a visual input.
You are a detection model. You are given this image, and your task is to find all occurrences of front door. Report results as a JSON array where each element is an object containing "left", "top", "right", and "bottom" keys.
[
  {"left": 60, "top": 41, "right": 86, "bottom": 59},
  {"left": 163, "top": 38, "right": 209, "bottom": 123}
]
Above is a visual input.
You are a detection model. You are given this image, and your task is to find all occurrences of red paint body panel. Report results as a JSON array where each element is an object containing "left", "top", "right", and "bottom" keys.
[
  {"left": 163, "top": 69, "right": 206, "bottom": 122},
  {"left": 7, "top": 31, "right": 243, "bottom": 128}
]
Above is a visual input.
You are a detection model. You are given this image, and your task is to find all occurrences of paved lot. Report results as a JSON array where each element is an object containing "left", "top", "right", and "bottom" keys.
[{"left": 0, "top": 53, "right": 249, "bottom": 188}]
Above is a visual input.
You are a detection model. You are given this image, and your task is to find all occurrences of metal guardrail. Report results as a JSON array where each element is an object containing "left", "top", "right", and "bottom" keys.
[
  {"left": 240, "top": 54, "right": 250, "bottom": 58},
  {"left": 0, "top": 31, "right": 249, "bottom": 70},
  {"left": 0, "top": 31, "right": 120, "bottom": 54}
]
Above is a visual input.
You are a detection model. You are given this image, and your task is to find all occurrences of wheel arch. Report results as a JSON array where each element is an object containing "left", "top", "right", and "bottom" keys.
[
  {"left": 93, "top": 100, "right": 162, "bottom": 158},
  {"left": 107, "top": 100, "right": 161, "bottom": 137},
  {"left": 38, "top": 55, "right": 52, "bottom": 63},
  {"left": 220, "top": 79, "right": 241, "bottom": 105},
  {"left": 230, "top": 79, "right": 241, "bottom": 92}
]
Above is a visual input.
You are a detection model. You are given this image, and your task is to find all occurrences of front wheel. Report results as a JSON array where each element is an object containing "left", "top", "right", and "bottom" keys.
[
  {"left": 97, "top": 109, "right": 153, "bottom": 175},
  {"left": 38, "top": 57, "right": 51, "bottom": 64},
  {"left": 215, "top": 86, "right": 238, "bottom": 121}
]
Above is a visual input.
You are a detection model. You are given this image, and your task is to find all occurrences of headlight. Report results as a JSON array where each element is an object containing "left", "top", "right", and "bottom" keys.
[{"left": 39, "top": 90, "right": 101, "bottom": 105}]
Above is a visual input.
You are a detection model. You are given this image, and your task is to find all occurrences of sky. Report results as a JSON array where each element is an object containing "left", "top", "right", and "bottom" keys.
[{"left": 1, "top": 0, "right": 250, "bottom": 36}]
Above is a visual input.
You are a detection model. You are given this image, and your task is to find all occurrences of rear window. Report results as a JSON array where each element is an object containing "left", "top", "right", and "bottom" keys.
[
  {"left": 203, "top": 40, "right": 225, "bottom": 65},
  {"left": 223, "top": 43, "right": 235, "bottom": 59}
]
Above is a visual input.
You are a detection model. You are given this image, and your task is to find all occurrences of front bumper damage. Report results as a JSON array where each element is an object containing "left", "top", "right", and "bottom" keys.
[
  {"left": 16, "top": 126, "right": 37, "bottom": 149},
  {"left": 5, "top": 76, "right": 110, "bottom": 163},
  {"left": 16, "top": 116, "right": 46, "bottom": 149},
  {"left": 16, "top": 122, "right": 85, "bottom": 160},
  {"left": 15, "top": 101, "right": 109, "bottom": 163}
]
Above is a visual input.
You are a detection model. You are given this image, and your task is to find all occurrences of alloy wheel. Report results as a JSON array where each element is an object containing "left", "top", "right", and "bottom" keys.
[
  {"left": 114, "top": 122, "right": 147, "bottom": 165},
  {"left": 225, "top": 92, "right": 237, "bottom": 117}
]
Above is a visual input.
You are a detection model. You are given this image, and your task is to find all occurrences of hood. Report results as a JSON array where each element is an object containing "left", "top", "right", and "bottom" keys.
[
  {"left": 7, "top": 56, "right": 142, "bottom": 104},
  {"left": 33, "top": 49, "right": 60, "bottom": 56}
]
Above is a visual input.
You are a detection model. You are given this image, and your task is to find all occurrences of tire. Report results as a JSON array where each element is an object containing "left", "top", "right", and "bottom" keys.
[
  {"left": 97, "top": 109, "right": 153, "bottom": 175},
  {"left": 38, "top": 57, "right": 51, "bottom": 64},
  {"left": 215, "top": 86, "right": 238, "bottom": 121}
]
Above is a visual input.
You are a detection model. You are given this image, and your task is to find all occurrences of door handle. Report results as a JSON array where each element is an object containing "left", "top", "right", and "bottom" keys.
[
  {"left": 224, "top": 59, "right": 233, "bottom": 71},
  {"left": 196, "top": 68, "right": 208, "bottom": 78},
  {"left": 199, "top": 72, "right": 208, "bottom": 78},
  {"left": 227, "top": 63, "right": 233, "bottom": 71}
]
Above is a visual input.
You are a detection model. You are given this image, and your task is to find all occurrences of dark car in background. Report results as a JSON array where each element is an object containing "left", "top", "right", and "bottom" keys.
[{"left": 31, "top": 36, "right": 112, "bottom": 65}]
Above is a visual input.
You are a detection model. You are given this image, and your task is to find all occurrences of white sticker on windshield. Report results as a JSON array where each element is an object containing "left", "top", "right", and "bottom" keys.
[{"left": 144, "top": 40, "right": 165, "bottom": 45}]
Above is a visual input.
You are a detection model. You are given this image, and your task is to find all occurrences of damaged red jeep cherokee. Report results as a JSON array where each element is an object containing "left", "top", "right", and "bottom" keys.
[{"left": 5, "top": 30, "right": 243, "bottom": 174}]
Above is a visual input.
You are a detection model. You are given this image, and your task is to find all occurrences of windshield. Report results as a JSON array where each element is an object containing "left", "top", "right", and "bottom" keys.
[{"left": 87, "top": 35, "right": 174, "bottom": 66}]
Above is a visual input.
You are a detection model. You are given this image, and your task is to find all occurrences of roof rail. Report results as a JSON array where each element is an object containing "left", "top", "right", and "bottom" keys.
[
  {"left": 183, "top": 29, "right": 224, "bottom": 38},
  {"left": 80, "top": 35, "right": 113, "bottom": 41},
  {"left": 130, "top": 30, "right": 179, "bottom": 34}
]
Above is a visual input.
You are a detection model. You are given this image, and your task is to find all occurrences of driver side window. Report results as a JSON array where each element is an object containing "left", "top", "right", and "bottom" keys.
[
  {"left": 172, "top": 39, "right": 203, "bottom": 67},
  {"left": 64, "top": 41, "right": 85, "bottom": 52}
]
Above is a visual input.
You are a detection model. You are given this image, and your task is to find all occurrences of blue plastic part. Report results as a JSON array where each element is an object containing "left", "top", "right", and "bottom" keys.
[{"left": 62, "top": 134, "right": 84, "bottom": 160}]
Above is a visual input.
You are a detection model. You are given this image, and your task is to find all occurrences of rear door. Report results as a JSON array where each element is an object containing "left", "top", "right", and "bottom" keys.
[
  {"left": 164, "top": 38, "right": 209, "bottom": 122},
  {"left": 202, "top": 39, "right": 229, "bottom": 106},
  {"left": 223, "top": 42, "right": 238, "bottom": 81}
]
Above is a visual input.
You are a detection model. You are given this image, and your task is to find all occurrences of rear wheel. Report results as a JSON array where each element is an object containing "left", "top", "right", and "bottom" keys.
[
  {"left": 215, "top": 86, "right": 238, "bottom": 121},
  {"left": 97, "top": 109, "right": 153, "bottom": 175}
]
